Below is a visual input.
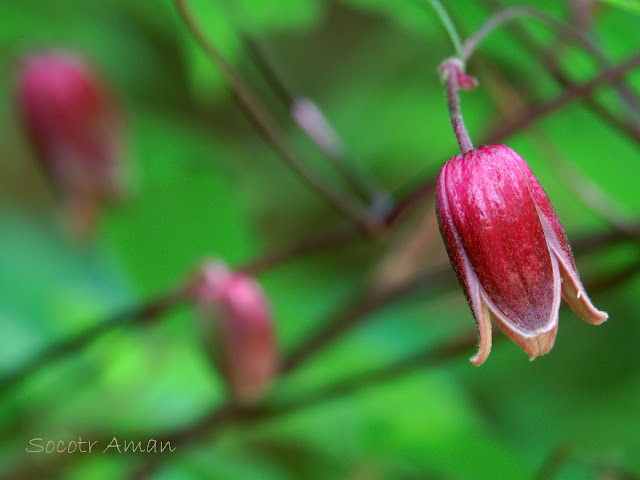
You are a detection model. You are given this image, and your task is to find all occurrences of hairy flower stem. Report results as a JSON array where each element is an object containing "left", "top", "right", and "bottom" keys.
[
  {"left": 423, "top": 0, "right": 476, "bottom": 155},
  {"left": 441, "top": 59, "right": 474, "bottom": 154}
]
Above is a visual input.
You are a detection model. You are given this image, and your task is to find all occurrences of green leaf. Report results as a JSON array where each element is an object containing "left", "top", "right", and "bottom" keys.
[{"left": 599, "top": 0, "right": 640, "bottom": 15}]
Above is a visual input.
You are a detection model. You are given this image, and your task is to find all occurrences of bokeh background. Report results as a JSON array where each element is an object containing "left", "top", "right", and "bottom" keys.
[{"left": 1, "top": 0, "right": 640, "bottom": 479}]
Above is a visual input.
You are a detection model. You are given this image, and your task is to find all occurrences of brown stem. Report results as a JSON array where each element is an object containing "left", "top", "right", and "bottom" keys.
[
  {"left": 465, "top": 4, "right": 640, "bottom": 121},
  {"left": 493, "top": 19, "right": 640, "bottom": 146},
  {"left": 125, "top": 257, "right": 640, "bottom": 480},
  {"left": 95, "top": 330, "right": 476, "bottom": 480},
  {"left": 0, "top": 168, "right": 435, "bottom": 400},
  {"left": 483, "top": 51, "right": 640, "bottom": 143},
  {"left": 383, "top": 174, "right": 440, "bottom": 228},
  {"left": 173, "top": 0, "right": 376, "bottom": 232},
  {"left": 534, "top": 445, "right": 574, "bottom": 480},
  {"left": 281, "top": 262, "right": 455, "bottom": 373},
  {"left": 242, "top": 37, "right": 295, "bottom": 107},
  {"left": 479, "top": 0, "right": 640, "bottom": 144},
  {"left": 239, "top": 224, "right": 363, "bottom": 275},
  {"left": 478, "top": 61, "right": 637, "bottom": 236},
  {"left": 4, "top": 172, "right": 636, "bottom": 400},
  {"left": 122, "top": 257, "right": 640, "bottom": 480},
  {"left": 463, "top": 6, "right": 604, "bottom": 64},
  {"left": 3, "top": 240, "right": 638, "bottom": 480},
  {"left": 0, "top": 289, "right": 186, "bottom": 397},
  {"left": 240, "top": 37, "right": 392, "bottom": 209}
]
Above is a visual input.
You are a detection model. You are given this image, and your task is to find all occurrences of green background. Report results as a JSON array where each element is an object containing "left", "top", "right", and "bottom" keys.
[{"left": 1, "top": 0, "right": 639, "bottom": 479}]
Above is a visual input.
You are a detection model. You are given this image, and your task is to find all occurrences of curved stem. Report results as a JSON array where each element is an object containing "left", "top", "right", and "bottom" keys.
[
  {"left": 2, "top": 230, "right": 638, "bottom": 480},
  {"left": 483, "top": 51, "right": 640, "bottom": 143},
  {"left": 245, "top": 38, "right": 391, "bottom": 205},
  {"left": 0, "top": 290, "right": 186, "bottom": 396},
  {"left": 462, "top": 6, "right": 601, "bottom": 62},
  {"left": 477, "top": 0, "right": 640, "bottom": 146},
  {"left": 173, "top": 0, "right": 376, "bottom": 232},
  {"left": 423, "top": 0, "right": 465, "bottom": 59},
  {"left": 462, "top": 0, "right": 640, "bottom": 123},
  {"left": 7, "top": 45, "right": 639, "bottom": 396},
  {"left": 442, "top": 59, "right": 474, "bottom": 153},
  {"left": 218, "top": 0, "right": 393, "bottom": 208}
]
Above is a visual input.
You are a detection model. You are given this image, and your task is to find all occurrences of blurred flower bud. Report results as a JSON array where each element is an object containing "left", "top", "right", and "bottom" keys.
[
  {"left": 189, "top": 261, "right": 278, "bottom": 404},
  {"left": 15, "top": 51, "right": 126, "bottom": 237},
  {"left": 436, "top": 144, "right": 607, "bottom": 366},
  {"left": 291, "top": 97, "right": 344, "bottom": 157}
]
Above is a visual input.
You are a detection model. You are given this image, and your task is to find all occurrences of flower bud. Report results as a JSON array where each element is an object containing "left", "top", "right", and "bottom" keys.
[
  {"left": 436, "top": 144, "right": 607, "bottom": 365},
  {"left": 189, "top": 261, "right": 278, "bottom": 404},
  {"left": 15, "top": 51, "right": 125, "bottom": 236},
  {"left": 291, "top": 97, "right": 344, "bottom": 157}
]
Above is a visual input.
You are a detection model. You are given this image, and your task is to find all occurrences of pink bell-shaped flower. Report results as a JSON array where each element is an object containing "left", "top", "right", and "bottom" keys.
[
  {"left": 436, "top": 144, "right": 608, "bottom": 365},
  {"left": 15, "top": 51, "right": 125, "bottom": 236},
  {"left": 189, "top": 261, "right": 278, "bottom": 404}
]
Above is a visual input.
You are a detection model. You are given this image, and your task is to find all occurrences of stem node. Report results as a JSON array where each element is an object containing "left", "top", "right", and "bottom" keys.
[{"left": 440, "top": 58, "right": 475, "bottom": 154}]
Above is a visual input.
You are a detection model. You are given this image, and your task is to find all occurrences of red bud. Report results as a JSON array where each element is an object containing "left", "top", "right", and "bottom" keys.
[
  {"left": 190, "top": 261, "right": 278, "bottom": 404},
  {"left": 436, "top": 144, "right": 607, "bottom": 365},
  {"left": 15, "top": 51, "right": 125, "bottom": 236}
]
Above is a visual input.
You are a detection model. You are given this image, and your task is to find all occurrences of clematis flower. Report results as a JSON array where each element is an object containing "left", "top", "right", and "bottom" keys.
[
  {"left": 16, "top": 51, "right": 126, "bottom": 237},
  {"left": 189, "top": 261, "right": 278, "bottom": 404},
  {"left": 436, "top": 144, "right": 608, "bottom": 365}
]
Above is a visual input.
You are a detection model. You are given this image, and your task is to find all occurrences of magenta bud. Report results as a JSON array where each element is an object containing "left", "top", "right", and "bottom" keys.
[
  {"left": 436, "top": 144, "right": 607, "bottom": 365},
  {"left": 15, "top": 51, "right": 125, "bottom": 236},
  {"left": 189, "top": 261, "right": 278, "bottom": 404}
]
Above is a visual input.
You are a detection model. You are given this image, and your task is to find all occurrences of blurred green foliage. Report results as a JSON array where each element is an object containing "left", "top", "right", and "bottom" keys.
[
  {"left": 599, "top": 0, "right": 640, "bottom": 15},
  {"left": 1, "top": 1, "right": 640, "bottom": 479}
]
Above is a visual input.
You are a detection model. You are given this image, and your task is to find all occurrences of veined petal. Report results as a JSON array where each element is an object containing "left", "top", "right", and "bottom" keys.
[
  {"left": 442, "top": 145, "right": 558, "bottom": 338},
  {"left": 437, "top": 162, "right": 492, "bottom": 365},
  {"left": 481, "top": 251, "right": 562, "bottom": 360},
  {"left": 511, "top": 150, "right": 609, "bottom": 326}
]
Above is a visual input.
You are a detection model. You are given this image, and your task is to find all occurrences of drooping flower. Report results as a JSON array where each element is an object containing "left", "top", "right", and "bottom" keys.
[
  {"left": 189, "top": 261, "right": 278, "bottom": 404},
  {"left": 15, "top": 51, "right": 126, "bottom": 236},
  {"left": 436, "top": 144, "right": 607, "bottom": 365}
]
